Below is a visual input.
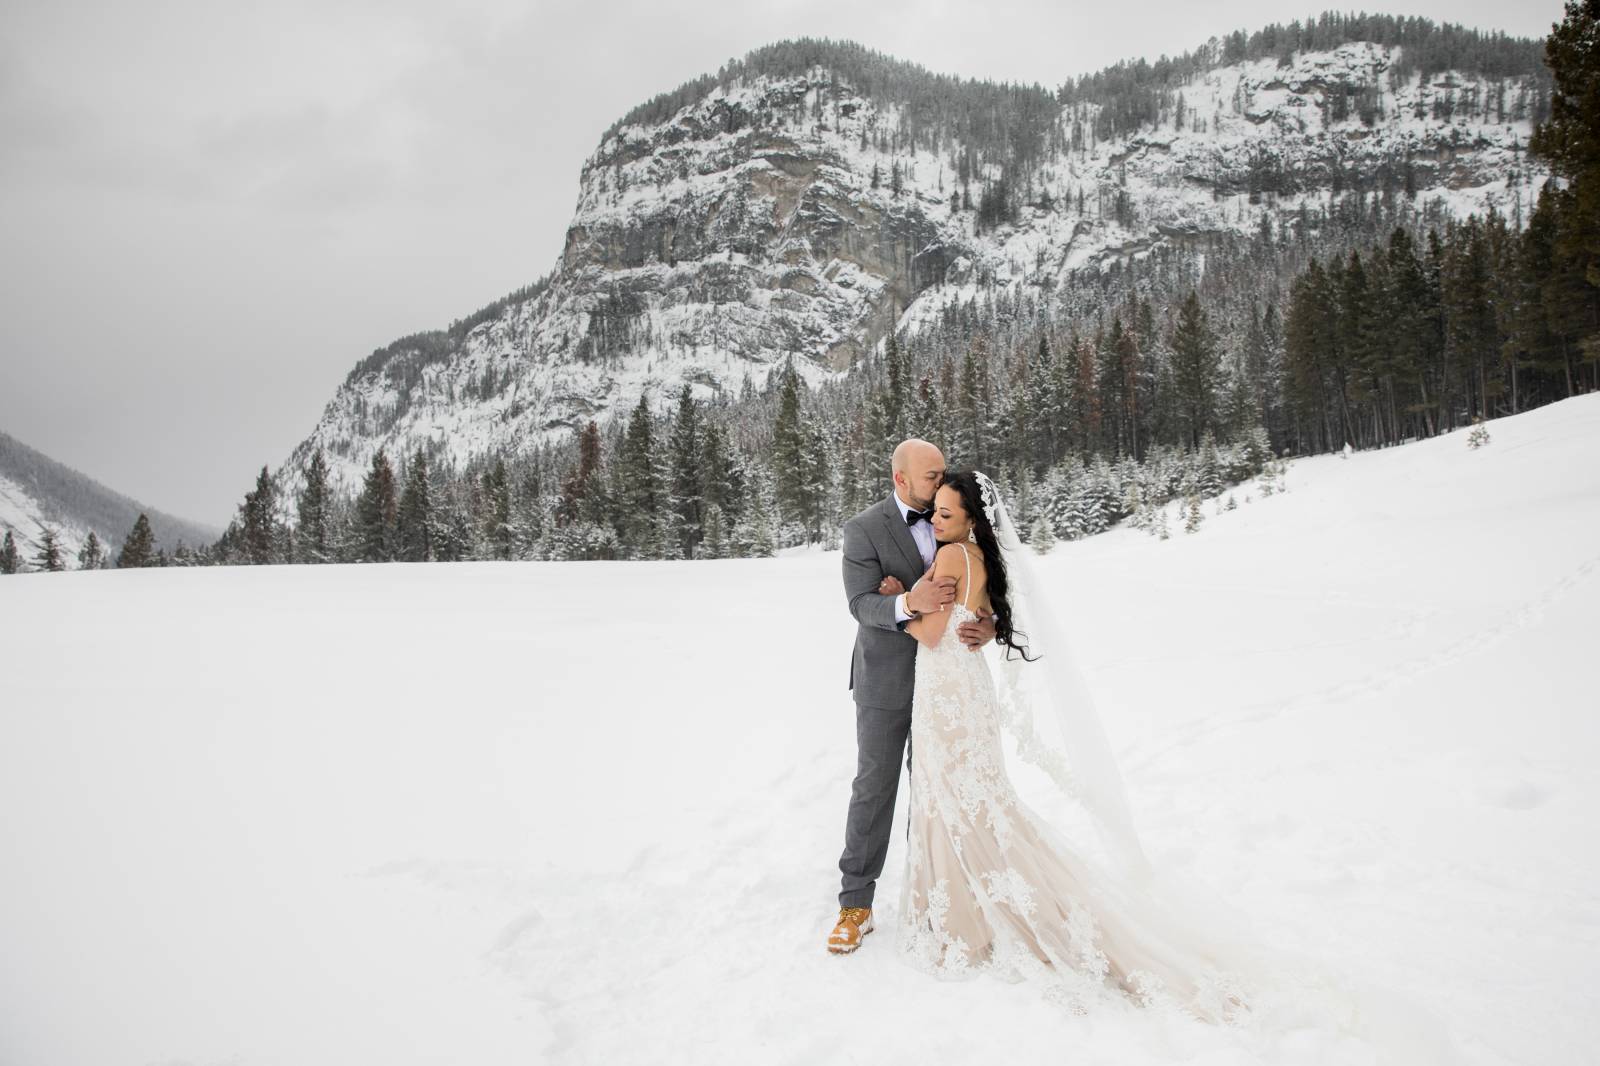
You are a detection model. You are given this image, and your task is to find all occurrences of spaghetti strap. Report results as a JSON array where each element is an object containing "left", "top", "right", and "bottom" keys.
[{"left": 961, "top": 544, "right": 972, "bottom": 610}]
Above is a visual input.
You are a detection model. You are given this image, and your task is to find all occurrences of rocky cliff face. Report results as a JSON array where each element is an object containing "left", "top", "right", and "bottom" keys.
[{"left": 277, "top": 39, "right": 1546, "bottom": 504}]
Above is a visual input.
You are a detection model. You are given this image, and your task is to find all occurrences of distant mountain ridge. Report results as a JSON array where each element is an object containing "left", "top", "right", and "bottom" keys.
[
  {"left": 0, "top": 430, "right": 221, "bottom": 564},
  {"left": 267, "top": 14, "right": 1554, "bottom": 511}
]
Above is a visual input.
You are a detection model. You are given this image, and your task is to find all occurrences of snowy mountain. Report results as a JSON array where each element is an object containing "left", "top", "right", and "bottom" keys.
[
  {"left": 5, "top": 392, "right": 1596, "bottom": 1064},
  {"left": 0, "top": 430, "right": 221, "bottom": 566},
  {"left": 275, "top": 27, "right": 1551, "bottom": 507}
]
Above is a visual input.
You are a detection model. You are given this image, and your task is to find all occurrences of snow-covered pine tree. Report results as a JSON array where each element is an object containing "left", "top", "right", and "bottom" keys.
[
  {"left": 770, "top": 357, "right": 806, "bottom": 521},
  {"left": 355, "top": 448, "right": 399, "bottom": 562},
  {"left": 995, "top": 354, "right": 1032, "bottom": 474},
  {"left": 1529, "top": 0, "right": 1600, "bottom": 395},
  {"left": 1196, "top": 430, "right": 1224, "bottom": 497},
  {"left": 1089, "top": 455, "right": 1123, "bottom": 528},
  {"left": 801, "top": 419, "right": 834, "bottom": 545},
  {"left": 510, "top": 469, "right": 546, "bottom": 560},
  {"left": 547, "top": 424, "right": 619, "bottom": 561},
  {"left": 1170, "top": 291, "right": 1222, "bottom": 449},
  {"left": 1008, "top": 466, "right": 1035, "bottom": 536},
  {"left": 33, "top": 527, "right": 64, "bottom": 572},
  {"left": 616, "top": 394, "right": 660, "bottom": 555},
  {"left": 1112, "top": 454, "right": 1141, "bottom": 518},
  {"left": 701, "top": 502, "right": 729, "bottom": 559},
  {"left": 559, "top": 421, "right": 610, "bottom": 532},
  {"left": 1035, "top": 464, "right": 1072, "bottom": 541},
  {"left": 1098, "top": 316, "right": 1138, "bottom": 460},
  {"left": 1028, "top": 513, "right": 1057, "bottom": 552},
  {"left": 397, "top": 447, "right": 435, "bottom": 562},
  {"left": 117, "top": 513, "right": 157, "bottom": 568},
  {"left": 326, "top": 495, "right": 361, "bottom": 564},
  {"left": 953, "top": 341, "right": 985, "bottom": 468},
  {"left": 241, "top": 465, "right": 280, "bottom": 565},
  {"left": 1122, "top": 480, "right": 1147, "bottom": 530},
  {"left": 701, "top": 419, "right": 743, "bottom": 528},
  {"left": 908, "top": 373, "right": 940, "bottom": 446},
  {"left": 77, "top": 530, "right": 104, "bottom": 570},
  {"left": 482, "top": 458, "right": 513, "bottom": 560},
  {"left": 311, "top": 495, "right": 343, "bottom": 563},
  {"left": 733, "top": 471, "right": 778, "bottom": 558},
  {"left": 1152, "top": 503, "right": 1171, "bottom": 540},
  {"left": 296, "top": 447, "right": 332, "bottom": 563},
  {"left": 881, "top": 326, "right": 908, "bottom": 447},
  {"left": 667, "top": 386, "right": 704, "bottom": 557},
  {"left": 435, "top": 499, "right": 476, "bottom": 562},
  {"left": 1241, "top": 424, "right": 1273, "bottom": 475},
  {"left": 1076, "top": 482, "right": 1106, "bottom": 537},
  {"left": 653, "top": 506, "right": 685, "bottom": 561},
  {"left": 0, "top": 529, "right": 18, "bottom": 574}
]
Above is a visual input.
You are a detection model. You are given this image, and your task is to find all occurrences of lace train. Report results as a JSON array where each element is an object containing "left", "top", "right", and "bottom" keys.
[{"left": 895, "top": 603, "right": 1250, "bottom": 1022}]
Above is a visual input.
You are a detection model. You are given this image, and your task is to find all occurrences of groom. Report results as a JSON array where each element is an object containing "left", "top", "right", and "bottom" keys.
[{"left": 826, "top": 438, "right": 996, "bottom": 954}]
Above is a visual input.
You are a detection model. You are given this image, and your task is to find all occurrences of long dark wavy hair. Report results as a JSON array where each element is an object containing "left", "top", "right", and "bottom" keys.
[{"left": 939, "top": 471, "right": 1037, "bottom": 662}]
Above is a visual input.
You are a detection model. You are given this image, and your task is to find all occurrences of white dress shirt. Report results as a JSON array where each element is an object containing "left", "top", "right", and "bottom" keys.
[{"left": 892, "top": 491, "right": 937, "bottom": 624}]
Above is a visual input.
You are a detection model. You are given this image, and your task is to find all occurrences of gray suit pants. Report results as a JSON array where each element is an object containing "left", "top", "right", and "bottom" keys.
[{"left": 837, "top": 700, "right": 914, "bottom": 909}]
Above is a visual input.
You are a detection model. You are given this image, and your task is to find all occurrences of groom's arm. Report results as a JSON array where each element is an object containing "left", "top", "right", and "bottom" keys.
[
  {"left": 841, "top": 518, "right": 903, "bottom": 633},
  {"left": 956, "top": 611, "right": 997, "bottom": 652}
]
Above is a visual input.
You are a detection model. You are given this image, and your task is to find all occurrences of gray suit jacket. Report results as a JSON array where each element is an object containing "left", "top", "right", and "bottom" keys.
[{"left": 843, "top": 493, "right": 929, "bottom": 709}]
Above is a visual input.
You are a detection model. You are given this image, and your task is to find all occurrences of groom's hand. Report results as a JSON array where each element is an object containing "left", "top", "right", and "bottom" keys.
[
  {"left": 906, "top": 565, "right": 957, "bottom": 614},
  {"left": 957, "top": 610, "right": 997, "bottom": 651}
]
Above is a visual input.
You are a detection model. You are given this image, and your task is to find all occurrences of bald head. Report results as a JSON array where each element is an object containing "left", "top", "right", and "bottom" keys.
[{"left": 891, "top": 438, "right": 946, "bottom": 511}]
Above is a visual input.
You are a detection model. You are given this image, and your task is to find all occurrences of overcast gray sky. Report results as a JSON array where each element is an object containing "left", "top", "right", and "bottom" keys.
[{"left": 0, "top": 0, "right": 1563, "bottom": 528}]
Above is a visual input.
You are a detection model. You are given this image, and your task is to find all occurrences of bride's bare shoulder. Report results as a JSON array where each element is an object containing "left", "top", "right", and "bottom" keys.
[
  {"left": 950, "top": 541, "right": 985, "bottom": 567},
  {"left": 936, "top": 541, "right": 987, "bottom": 581}
]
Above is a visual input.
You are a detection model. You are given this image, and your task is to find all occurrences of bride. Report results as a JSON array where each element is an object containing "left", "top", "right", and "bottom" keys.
[
  {"left": 893, "top": 470, "right": 1251, "bottom": 1019},
  {"left": 849, "top": 467, "right": 1455, "bottom": 1060}
]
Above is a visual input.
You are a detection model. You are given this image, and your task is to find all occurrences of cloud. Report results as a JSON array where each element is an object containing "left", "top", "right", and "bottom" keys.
[
  {"left": 0, "top": 1, "right": 437, "bottom": 211},
  {"left": 187, "top": 101, "right": 406, "bottom": 212}
]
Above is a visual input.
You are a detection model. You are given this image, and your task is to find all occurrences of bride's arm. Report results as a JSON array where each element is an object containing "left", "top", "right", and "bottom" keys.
[{"left": 905, "top": 544, "right": 966, "bottom": 649}]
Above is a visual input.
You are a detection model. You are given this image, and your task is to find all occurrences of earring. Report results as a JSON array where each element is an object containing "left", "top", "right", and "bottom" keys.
[{"left": 967, "top": 528, "right": 976, "bottom": 542}]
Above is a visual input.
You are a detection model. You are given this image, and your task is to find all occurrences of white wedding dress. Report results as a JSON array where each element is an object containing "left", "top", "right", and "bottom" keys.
[
  {"left": 889, "top": 478, "right": 1454, "bottom": 1060},
  {"left": 895, "top": 546, "right": 1249, "bottom": 1021}
]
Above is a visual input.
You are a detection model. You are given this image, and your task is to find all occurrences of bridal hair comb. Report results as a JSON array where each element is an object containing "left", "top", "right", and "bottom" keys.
[{"left": 974, "top": 471, "right": 1000, "bottom": 530}]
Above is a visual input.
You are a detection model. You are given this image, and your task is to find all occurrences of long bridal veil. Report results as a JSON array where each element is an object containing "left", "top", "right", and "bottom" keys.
[
  {"left": 974, "top": 470, "right": 1150, "bottom": 881},
  {"left": 969, "top": 471, "right": 1456, "bottom": 1061}
]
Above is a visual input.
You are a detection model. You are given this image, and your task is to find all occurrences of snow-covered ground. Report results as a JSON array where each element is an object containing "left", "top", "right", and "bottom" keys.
[{"left": 3, "top": 395, "right": 1598, "bottom": 1066}]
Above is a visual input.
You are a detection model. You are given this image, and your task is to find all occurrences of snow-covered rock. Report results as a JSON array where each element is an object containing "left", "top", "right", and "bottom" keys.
[{"left": 277, "top": 39, "right": 1548, "bottom": 509}]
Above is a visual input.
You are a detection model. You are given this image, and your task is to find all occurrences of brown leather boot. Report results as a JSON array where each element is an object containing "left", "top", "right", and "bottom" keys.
[{"left": 827, "top": 906, "right": 874, "bottom": 954}]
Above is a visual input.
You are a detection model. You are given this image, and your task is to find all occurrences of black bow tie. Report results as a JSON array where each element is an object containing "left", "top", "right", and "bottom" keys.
[{"left": 906, "top": 507, "right": 934, "bottom": 526}]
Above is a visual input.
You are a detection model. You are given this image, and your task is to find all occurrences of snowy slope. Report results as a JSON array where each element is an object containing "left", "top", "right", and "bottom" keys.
[
  {"left": 0, "top": 430, "right": 221, "bottom": 565},
  {"left": 2, "top": 394, "right": 1596, "bottom": 1065},
  {"left": 275, "top": 38, "right": 1547, "bottom": 509}
]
